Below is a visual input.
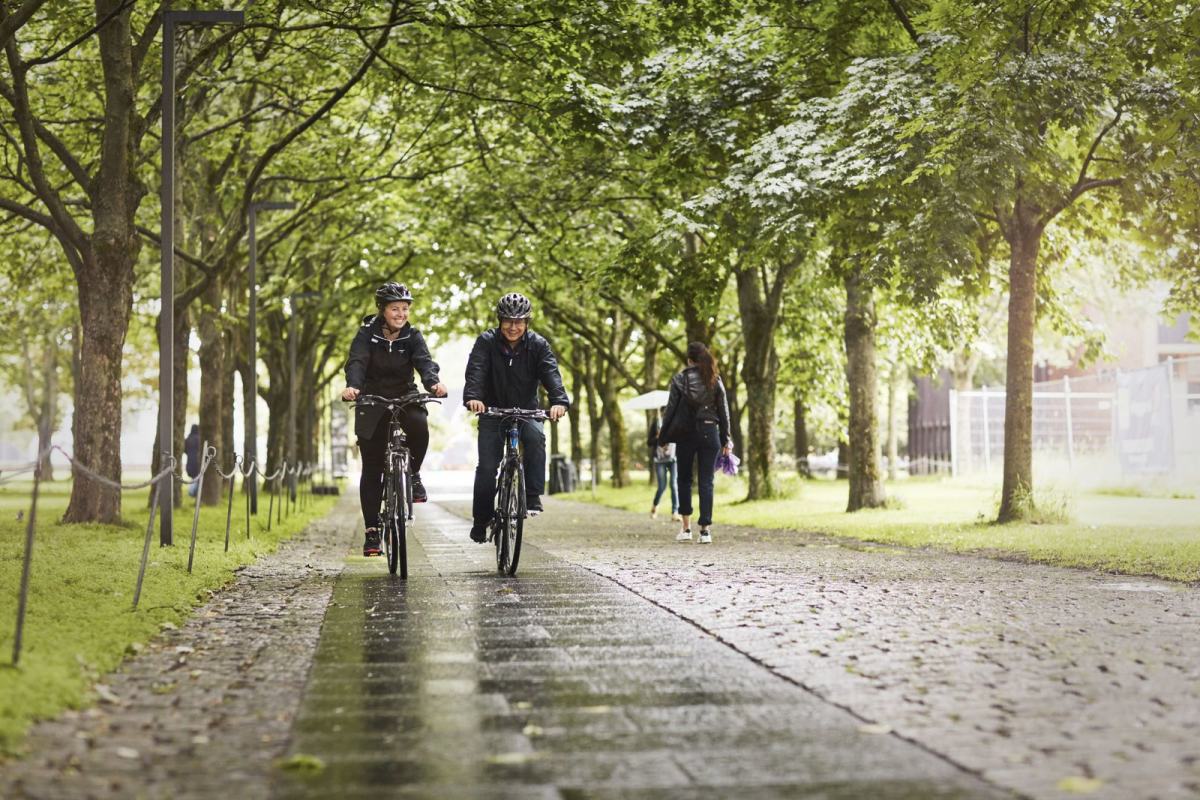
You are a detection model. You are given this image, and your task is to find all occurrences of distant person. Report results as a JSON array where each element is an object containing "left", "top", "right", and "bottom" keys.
[
  {"left": 184, "top": 424, "right": 201, "bottom": 498},
  {"left": 647, "top": 409, "right": 679, "bottom": 520},
  {"left": 657, "top": 342, "right": 731, "bottom": 544},
  {"left": 341, "top": 282, "right": 448, "bottom": 557},
  {"left": 463, "top": 292, "right": 569, "bottom": 543}
]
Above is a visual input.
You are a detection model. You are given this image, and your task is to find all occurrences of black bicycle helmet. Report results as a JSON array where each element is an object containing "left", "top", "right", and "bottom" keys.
[
  {"left": 375, "top": 282, "right": 413, "bottom": 308},
  {"left": 496, "top": 292, "right": 533, "bottom": 320}
]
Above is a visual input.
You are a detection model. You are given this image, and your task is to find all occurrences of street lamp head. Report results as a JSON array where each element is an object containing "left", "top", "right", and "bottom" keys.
[{"left": 163, "top": 10, "right": 245, "bottom": 26}]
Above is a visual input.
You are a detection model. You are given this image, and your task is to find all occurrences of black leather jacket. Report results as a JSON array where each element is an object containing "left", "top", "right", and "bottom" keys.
[
  {"left": 344, "top": 315, "right": 440, "bottom": 438},
  {"left": 659, "top": 366, "right": 731, "bottom": 447},
  {"left": 463, "top": 329, "right": 570, "bottom": 411}
]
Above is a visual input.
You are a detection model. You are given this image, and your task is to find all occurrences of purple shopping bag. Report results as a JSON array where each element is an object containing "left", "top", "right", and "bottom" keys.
[{"left": 715, "top": 451, "right": 740, "bottom": 476}]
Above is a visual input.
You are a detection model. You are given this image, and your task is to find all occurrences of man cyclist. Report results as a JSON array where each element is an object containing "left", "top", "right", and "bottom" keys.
[
  {"left": 464, "top": 292, "right": 568, "bottom": 543},
  {"left": 341, "top": 282, "right": 447, "bottom": 557}
]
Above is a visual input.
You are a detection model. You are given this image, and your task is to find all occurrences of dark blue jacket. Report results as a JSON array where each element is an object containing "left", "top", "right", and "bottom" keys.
[{"left": 463, "top": 329, "right": 570, "bottom": 411}]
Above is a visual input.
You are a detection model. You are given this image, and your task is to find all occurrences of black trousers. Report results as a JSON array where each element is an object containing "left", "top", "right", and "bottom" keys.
[
  {"left": 472, "top": 416, "right": 545, "bottom": 525},
  {"left": 357, "top": 406, "right": 429, "bottom": 530},
  {"left": 676, "top": 423, "right": 720, "bottom": 527}
]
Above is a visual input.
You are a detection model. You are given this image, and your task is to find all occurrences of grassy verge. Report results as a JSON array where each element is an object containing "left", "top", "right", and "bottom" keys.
[
  {"left": 569, "top": 475, "right": 1200, "bottom": 582},
  {"left": 0, "top": 479, "right": 337, "bottom": 756}
]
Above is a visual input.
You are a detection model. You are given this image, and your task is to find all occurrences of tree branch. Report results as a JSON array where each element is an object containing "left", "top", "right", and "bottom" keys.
[
  {"left": 884, "top": 0, "right": 921, "bottom": 46},
  {"left": 0, "top": 0, "right": 47, "bottom": 49}
]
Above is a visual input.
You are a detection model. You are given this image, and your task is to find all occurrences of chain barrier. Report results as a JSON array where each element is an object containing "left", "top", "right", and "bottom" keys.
[{"left": 7, "top": 439, "right": 325, "bottom": 663}]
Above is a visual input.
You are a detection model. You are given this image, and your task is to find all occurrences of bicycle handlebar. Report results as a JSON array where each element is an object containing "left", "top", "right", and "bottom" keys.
[
  {"left": 478, "top": 407, "right": 549, "bottom": 421},
  {"left": 352, "top": 392, "right": 443, "bottom": 410}
]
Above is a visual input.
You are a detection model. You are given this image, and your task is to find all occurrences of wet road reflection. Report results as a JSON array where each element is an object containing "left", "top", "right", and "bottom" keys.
[{"left": 273, "top": 505, "right": 1007, "bottom": 799}]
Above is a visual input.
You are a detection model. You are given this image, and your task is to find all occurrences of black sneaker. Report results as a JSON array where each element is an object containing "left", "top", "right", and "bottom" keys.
[
  {"left": 526, "top": 497, "right": 543, "bottom": 518},
  {"left": 411, "top": 473, "right": 428, "bottom": 503},
  {"left": 469, "top": 523, "right": 488, "bottom": 543},
  {"left": 362, "top": 528, "right": 382, "bottom": 557}
]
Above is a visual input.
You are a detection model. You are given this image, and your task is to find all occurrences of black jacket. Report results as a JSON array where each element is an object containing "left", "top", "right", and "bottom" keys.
[
  {"left": 463, "top": 329, "right": 570, "bottom": 411},
  {"left": 658, "top": 367, "right": 731, "bottom": 447},
  {"left": 344, "top": 315, "right": 440, "bottom": 439}
]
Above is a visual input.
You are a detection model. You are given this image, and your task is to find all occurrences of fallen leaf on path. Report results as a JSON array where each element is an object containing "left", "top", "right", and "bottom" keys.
[
  {"left": 1056, "top": 776, "right": 1103, "bottom": 794},
  {"left": 276, "top": 753, "right": 325, "bottom": 774},
  {"left": 486, "top": 752, "right": 540, "bottom": 765}
]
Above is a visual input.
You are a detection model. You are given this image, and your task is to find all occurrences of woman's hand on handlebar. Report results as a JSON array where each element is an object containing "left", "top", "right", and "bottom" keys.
[
  {"left": 341, "top": 387, "right": 360, "bottom": 402},
  {"left": 549, "top": 404, "right": 567, "bottom": 422},
  {"left": 466, "top": 399, "right": 486, "bottom": 414},
  {"left": 430, "top": 382, "right": 449, "bottom": 398}
]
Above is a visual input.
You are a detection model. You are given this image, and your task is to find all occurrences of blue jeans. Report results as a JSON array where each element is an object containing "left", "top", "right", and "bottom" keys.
[
  {"left": 653, "top": 461, "right": 678, "bottom": 512},
  {"left": 472, "top": 416, "right": 546, "bottom": 525},
  {"left": 676, "top": 423, "right": 720, "bottom": 527}
]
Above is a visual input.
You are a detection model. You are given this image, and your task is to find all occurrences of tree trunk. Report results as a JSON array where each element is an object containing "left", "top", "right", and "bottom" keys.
[
  {"left": 568, "top": 365, "right": 584, "bottom": 466},
  {"left": 63, "top": 250, "right": 136, "bottom": 522},
  {"left": 583, "top": 353, "right": 604, "bottom": 486},
  {"left": 197, "top": 283, "right": 224, "bottom": 505},
  {"left": 843, "top": 271, "right": 886, "bottom": 511},
  {"left": 836, "top": 439, "right": 849, "bottom": 480},
  {"left": 735, "top": 266, "right": 787, "bottom": 500},
  {"left": 681, "top": 233, "right": 715, "bottom": 343},
  {"left": 793, "top": 395, "right": 810, "bottom": 479},
  {"left": 61, "top": 0, "right": 143, "bottom": 524},
  {"left": 599, "top": 378, "right": 630, "bottom": 488},
  {"left": 998, "top": 216, "right": 1042, "bottom": 522}
]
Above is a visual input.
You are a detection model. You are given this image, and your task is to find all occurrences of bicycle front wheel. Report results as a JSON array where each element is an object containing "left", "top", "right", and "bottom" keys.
[
  {"left": 497, "top": 462, "right": 524, "bottom": 576},
  {"left": 396, "top": 467, "right": 409, "bottom": 579}
]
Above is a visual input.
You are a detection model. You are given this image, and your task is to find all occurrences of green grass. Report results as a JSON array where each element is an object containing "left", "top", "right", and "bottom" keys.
[
  {"left": 571, "top": 475, "right": 1200, "bottom": 582},
  {"left": 0, "top": 478, "right": 336, "bottom": 756}
]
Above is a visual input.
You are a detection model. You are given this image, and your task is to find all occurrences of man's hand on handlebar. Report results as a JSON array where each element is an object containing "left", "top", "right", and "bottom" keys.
[
  {"left": 341, "top": 387, "right": 360, "bottom": 402},
  {"left": 429, "top": 383, "right": 448, "bottom": 398},
  {"left": 549, "top": 404, "right": 567, "bottom": 422},
  {"left": 466, "top": 399, "right": 486, "bottom": 414}
]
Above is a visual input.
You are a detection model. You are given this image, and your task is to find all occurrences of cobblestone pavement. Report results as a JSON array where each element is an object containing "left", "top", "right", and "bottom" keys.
[
  {"left": 444, "top": 495, "right": 1200, "bottom": 800},
  {"left": 0, "top": 495, "right": 359, "bottom": 800},
  {"left": 275, "top": 502, "right": 1004, "bottom": 799}
]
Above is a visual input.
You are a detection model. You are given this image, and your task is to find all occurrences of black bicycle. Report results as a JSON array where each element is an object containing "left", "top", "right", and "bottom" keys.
[
  {"left": 478, "top": 407, "right": 548, "bottom": 576},
  {"left": 353, "top": 392, "right": 440, "bottom": 578}
]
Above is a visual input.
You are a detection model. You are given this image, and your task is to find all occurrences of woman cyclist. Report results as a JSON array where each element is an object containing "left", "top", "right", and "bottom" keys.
[{"left": 341, "top": 282, "right": 447, "bottom": 557}]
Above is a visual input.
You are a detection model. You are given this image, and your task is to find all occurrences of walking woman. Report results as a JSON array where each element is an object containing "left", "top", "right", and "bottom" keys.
[
  {"left": 657, "top": 342, "right": 732, "bottom": 543},
  {"left": 647, "top": 408, "right": 679, "bottom": 520}
]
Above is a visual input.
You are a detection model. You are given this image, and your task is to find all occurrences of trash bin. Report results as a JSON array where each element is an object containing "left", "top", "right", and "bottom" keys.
[{"left": 548, "top": 454, "right": 577, "bottom": 494}]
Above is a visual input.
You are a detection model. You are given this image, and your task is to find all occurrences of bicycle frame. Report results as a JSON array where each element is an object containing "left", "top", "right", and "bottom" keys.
[
  {"left": 353, "top": 392, "right": 440, "bottom": 578},
  {"left": 479, "top": 407, "right": 548, "bottom": 575}
]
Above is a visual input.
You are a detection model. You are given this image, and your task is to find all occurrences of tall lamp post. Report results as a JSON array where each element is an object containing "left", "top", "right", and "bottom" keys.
[
  {"left": 159, "top": 9, "right": 244, "bottom": 547},
  {"left": 246, "top": 200, "right": 296, "bottom": 513},
  {"left": 288, "top": 291, "right": 322, "bottom": 502}
]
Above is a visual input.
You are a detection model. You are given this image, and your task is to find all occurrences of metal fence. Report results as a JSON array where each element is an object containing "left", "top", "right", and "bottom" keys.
[{"left": 950, "top": 356, "right": 1200, "bottom": 483}]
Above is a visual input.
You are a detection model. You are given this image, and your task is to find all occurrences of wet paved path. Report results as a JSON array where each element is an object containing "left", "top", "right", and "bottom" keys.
[
  {"left": 274, "top": 503, "right": 1006, "bottom": 799},
  {"left": 484, "top": 496, "right": 1200, "bottom": 800}
]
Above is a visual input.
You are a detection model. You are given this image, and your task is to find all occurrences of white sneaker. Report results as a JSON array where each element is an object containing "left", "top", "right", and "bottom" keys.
[
  {"left": 675, "top": 529, "right": 692, "bottom": 542},
  {"left": 698, "top": 530, "right": 712, "bottom": 544}
]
